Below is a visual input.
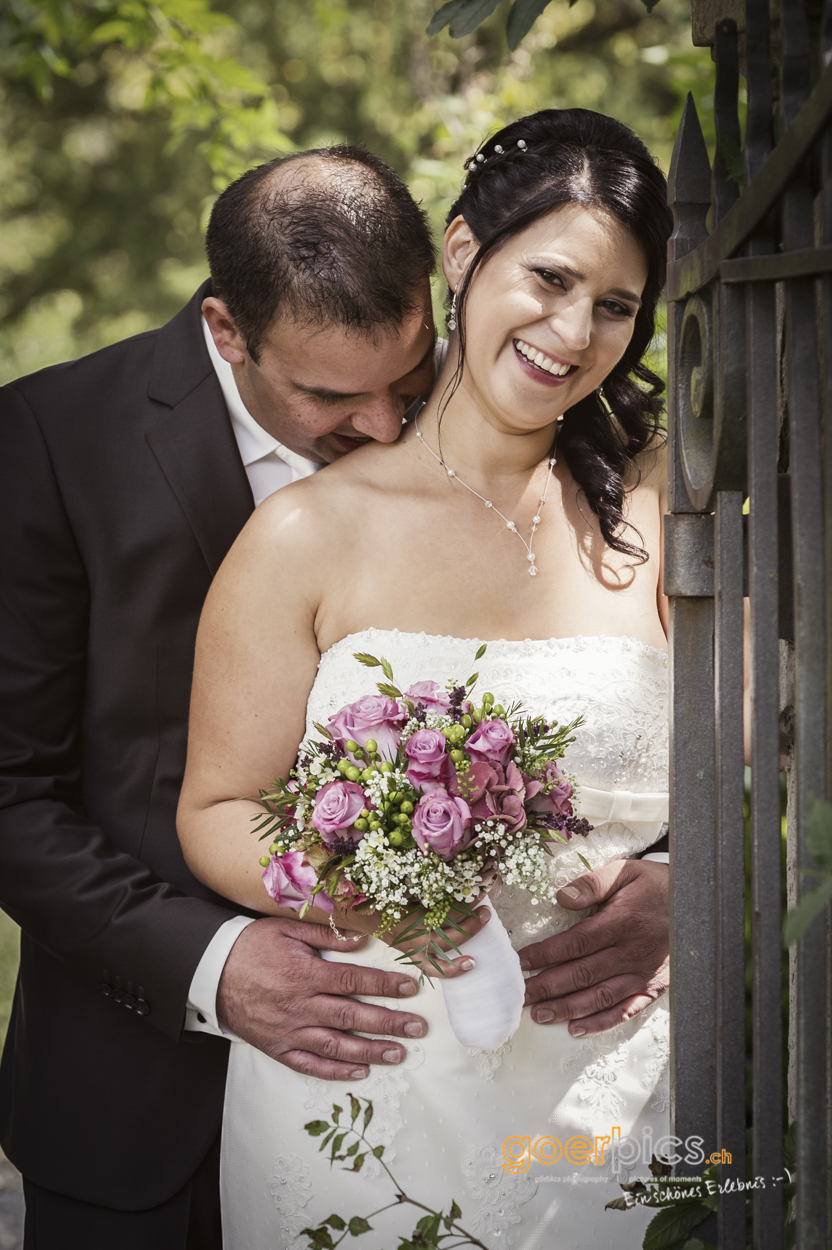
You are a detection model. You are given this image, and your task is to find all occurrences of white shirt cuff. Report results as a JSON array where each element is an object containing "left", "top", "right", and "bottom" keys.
[
  {"left": 185, "top": 915, "right": 256, "bottom": 1037},
  {"left": 641, "top": 852, "right": 670, "bottom": 864}
]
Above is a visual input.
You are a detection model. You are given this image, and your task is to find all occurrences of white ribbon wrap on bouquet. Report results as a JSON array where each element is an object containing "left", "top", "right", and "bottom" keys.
[
  {"left": 574, "top": 785, "right": 669, "bottom": 845},
  {"left": 440, "top": 897, "right": 525, "bottom": 1050}
]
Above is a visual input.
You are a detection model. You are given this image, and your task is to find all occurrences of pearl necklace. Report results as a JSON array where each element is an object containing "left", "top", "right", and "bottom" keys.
[{"left": 413, "top": 403, "right": 559, "bottom": 577}]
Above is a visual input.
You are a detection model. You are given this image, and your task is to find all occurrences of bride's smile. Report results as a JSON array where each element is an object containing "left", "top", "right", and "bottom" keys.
[{"left": 435, "top": 201, "right": 649, "bottom": 460}]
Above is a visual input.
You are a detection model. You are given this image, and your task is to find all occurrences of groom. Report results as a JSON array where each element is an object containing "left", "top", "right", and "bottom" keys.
[{"left": 0, "top": 145, "right": 668, "bottom": 1247}]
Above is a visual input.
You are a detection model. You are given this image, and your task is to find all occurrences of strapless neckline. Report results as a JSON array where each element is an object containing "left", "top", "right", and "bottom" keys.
[{"left": 319, "top": 626, "right": 667, "bottom": 664}]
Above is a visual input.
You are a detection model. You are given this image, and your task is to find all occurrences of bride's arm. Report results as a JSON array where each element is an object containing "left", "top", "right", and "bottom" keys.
[{"left": 177, "top": 480, "right": 328, "bottom": 914}]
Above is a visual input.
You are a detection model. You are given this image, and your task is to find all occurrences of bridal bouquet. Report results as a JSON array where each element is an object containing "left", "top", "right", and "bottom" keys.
[{"left": 254, "top": 646, "right": 591, "bottom": 1049}]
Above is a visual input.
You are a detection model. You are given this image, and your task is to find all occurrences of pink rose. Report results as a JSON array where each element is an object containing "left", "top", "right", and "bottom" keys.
[
  {"left": 452, "top": 760, "right": 529, "bottom": 836},
  {"left": 262, "top": 850, "right": 334, "bottom": 914},
  {"left": 405, "top": 728, "right": 453, "bottom": 793},
  {"left": 311, "top": 780, "right": 366, "bottom": 844},
  {"left": 528, "top": 761, "right": 574, "bottom": 818},
  {"left": 465, "top": 718, "right": 516, "bottom": 768},
  {"left": 412, "top": 789, "right": 473, "bottom": 860},
  {"left": 327, "top": 695, "right": 406, "bottom": 762},
  {"left": 403, "top": 680, "right": 452, "bottom": 713}
]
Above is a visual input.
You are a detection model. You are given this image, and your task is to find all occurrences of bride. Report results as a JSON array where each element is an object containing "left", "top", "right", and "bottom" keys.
[{"left": 178, "top": 108, "right": 674, "bottom": 1248}]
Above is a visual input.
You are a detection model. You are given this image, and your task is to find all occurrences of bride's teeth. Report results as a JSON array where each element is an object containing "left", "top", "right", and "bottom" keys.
[{"left": 516, "top": 339, "right": 571, "bottom": 377}]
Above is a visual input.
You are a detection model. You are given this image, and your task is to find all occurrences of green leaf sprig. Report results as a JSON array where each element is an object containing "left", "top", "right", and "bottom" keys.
[{"left": 301, "top": 1095, "right": 489, "bottom": 1250}]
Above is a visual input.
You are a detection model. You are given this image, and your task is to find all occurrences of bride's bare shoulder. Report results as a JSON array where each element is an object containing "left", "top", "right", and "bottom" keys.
[{"left": 229, "top": 438, "right": 404, "bottom": 572}]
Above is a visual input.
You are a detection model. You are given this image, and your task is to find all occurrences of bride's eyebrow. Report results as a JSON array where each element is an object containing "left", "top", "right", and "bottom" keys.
[{"left": 290, "top": 340, "right": 436, "bottom": 402}]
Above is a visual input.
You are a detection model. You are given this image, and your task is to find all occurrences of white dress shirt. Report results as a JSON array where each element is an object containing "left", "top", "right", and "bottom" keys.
[{"left": 185, "top": 320, "right": 321, "bottom": 1036}]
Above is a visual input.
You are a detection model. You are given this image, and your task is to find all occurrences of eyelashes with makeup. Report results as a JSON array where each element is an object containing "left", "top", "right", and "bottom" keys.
[{"left": 532, "top": 269, "right": 635, "bottom": 320}]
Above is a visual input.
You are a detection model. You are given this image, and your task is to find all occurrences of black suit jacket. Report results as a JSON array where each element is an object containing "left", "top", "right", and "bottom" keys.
[{"left": 0, "top": 281, "right": 257, "bottom": 1208}]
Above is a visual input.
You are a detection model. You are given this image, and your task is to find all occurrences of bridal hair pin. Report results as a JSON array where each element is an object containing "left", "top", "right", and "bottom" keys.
[
  {"left": 414, "top": 402, "right": 561, "bottom": 577},
  {"left": 463, "top": 137, "right": 528, "bottom": 184}
]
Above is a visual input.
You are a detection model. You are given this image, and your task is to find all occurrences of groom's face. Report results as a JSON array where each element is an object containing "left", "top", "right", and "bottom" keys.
[{"left": 203, "top": 289, "right": 436, "bottom": 465}]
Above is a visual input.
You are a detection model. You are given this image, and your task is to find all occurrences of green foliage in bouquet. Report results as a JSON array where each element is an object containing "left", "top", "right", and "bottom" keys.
[{"left": 301, "top": 1094, "right": 489, "bottom": 1250}]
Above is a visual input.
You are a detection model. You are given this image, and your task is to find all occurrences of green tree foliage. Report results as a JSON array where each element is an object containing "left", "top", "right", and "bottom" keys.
[{"left": 0, "top": 0, "right": 714, "bottom": 384}]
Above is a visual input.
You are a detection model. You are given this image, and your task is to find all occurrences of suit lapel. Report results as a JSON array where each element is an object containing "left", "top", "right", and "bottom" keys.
[{"left": 146, "top": 281, "right": 254, "bottom": 575}]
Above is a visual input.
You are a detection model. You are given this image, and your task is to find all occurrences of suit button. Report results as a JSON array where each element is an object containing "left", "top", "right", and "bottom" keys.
[
  {"left": 136, "top": 999, "right": 150, "bottom": 1017},
  {"left": 197, "top": 1013, "right": 206, "bottom": 1024},
  {"left": 98, "top": 983, "right": 112, "bottom": 998},
  {"left": 122, "top": 994, "right": 137, "bottom": 1011}
]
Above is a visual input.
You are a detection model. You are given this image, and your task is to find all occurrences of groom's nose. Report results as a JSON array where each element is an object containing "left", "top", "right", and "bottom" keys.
[{"left": 349, "top": 393, "right": 407, "bottom": 444}]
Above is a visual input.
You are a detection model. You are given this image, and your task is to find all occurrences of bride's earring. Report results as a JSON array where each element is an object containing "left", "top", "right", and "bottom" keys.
[{"left": 447, "top": 290, "right": 458, "bottom": 332}]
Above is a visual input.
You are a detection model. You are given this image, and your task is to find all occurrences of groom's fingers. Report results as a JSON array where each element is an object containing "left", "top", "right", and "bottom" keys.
[
  {"left": 307, "top": 956, "right": 422, "bottom": 1002},
  {"left": 528, "top": 968, "right": 669, "bottom": 1034}
]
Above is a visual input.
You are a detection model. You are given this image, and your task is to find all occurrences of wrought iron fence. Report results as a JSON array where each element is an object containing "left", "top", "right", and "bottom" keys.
[{"left": 666, "top": 0, "right": 830, "bottom": 1245}]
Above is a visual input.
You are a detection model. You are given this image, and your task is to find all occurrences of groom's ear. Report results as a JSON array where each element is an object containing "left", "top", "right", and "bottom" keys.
[
  {"left": 442, "top": 215, "right": 479, "bottom": 292},
  {"left": 202, "top": 297, "right": 249, "bottom": 366}
]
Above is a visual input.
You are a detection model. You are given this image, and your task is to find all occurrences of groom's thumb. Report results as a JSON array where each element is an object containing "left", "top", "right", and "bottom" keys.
[{"left": 555, "top": 858, "right": 632, "bottom": 910}]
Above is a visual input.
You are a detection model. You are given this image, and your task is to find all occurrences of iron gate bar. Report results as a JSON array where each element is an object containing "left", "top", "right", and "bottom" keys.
[
  {"left": 746, "top": 258, "right": 784, "bottom": 1250},
  {"left": 782, "top": 132, "right": 829, "bottom": 1249},
  {"left": 713, "top": 20, "right": 742, "bottom": 224},
  {"left": 721, "top": 243, "right": 832, "bottom": 280},
  {"left": 741, "top": 3, "right": 784, "bottom": 1236},
  {"left": 666, "top": 88, "right": 719, "bottom": 1186},
  {"left": 714, "top": 490, "right": 747, "bottom": 1248},
  {"left": 667, "top": 59, "right": 832, "bottom": 302}
]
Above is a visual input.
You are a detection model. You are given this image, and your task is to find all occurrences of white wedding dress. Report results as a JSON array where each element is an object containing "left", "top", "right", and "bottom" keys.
[{"left": 221, "top": 629, "right": 670, "bottom": 1249}]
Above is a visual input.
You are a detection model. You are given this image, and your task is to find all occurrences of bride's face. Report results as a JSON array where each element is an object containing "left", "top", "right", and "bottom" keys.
[{"left": 443, "top": 203, "right": 649, "bottom": 430}]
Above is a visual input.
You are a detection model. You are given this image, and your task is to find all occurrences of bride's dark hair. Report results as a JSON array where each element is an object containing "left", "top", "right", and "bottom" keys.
[{"left": 444, "top": 107, "right": 672, "bottom": 563}]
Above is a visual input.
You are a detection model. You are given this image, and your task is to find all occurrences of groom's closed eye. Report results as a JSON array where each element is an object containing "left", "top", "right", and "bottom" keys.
[{"left": 291, "top": 341, "right": 436, "bottom": 404}]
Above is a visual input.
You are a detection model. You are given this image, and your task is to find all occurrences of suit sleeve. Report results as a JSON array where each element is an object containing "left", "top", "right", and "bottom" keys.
[{"left": 0, "top": 383, "right": 237, "bottom": 1042}]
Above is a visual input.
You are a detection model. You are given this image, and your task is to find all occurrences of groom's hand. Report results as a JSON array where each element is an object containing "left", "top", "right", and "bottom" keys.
[
  {"left": 519, "top": 859, "right": 669, "bottom": 1037},
  {"left": 216, "top": 916, "right": 429, "bottom": 1081}
]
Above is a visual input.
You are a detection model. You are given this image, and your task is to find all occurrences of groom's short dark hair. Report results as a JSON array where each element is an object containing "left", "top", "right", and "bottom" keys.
[{"left": 206, "top": 147, "right": 435, "bottom": 361}]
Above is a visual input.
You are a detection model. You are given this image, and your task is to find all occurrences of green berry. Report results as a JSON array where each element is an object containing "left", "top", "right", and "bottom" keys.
[
  {"left": 450, "top": 749, "right": 465, "bottom": 763},
  {"left": 359, "top": 808, "right": 370, "bottom": 818},
  {"left": 345, "top": 739, "right": 359, "bottom": 753},
  {"left": 364, "top": 738, "right": 377, "bottom": 754},
  {"left": 472, "top": 708, "right": 483, "bottom": 723},
  {"left": 258, "top": 855, "right": 271, "bottom": 868},
  {"left": 346, "top": 766, "right": 361, "bottom": 782},
  {"left": 482, "top": 692, "right": 494, "bottom": 707},
  {"left": 380, "top": 762, "right": 394, "bottom": 773},
  {"left": 369, "top": 820, "right": 381, "bottom": 831},
  {"left": 337, "top": 758, "right": 350, "bottom": 773},
  {"left": 400, "top": 800, "right": 414, "bottom": 815},
  {"left": 353, "top": 747, "right": 366, "bottom": 760},
  {"left": 354, "top": 818, "right": 369, "bottom": 832},
  {"left": 388, "top": 830, "right": 404, "bottom": 847},
  {"left": 460, "top": 714, "right": 472, "bottom": 728},
  {"left": 493, "top": 704, "right": 505, "bottom": 718},
  {"left": 362, "top": 767, "right": 374, "bottom": 780}
]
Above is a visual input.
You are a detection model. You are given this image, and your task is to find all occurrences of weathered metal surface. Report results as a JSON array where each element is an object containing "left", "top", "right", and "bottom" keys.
[
  {"left": 668, "top": 597, "right": 718, "bottom": 1162},
  {"left": 663, "top": 514, "right": 715, "bottom": 597},
  {"left": 669, "top": 0, "right": 832, "bottom": 1243},
  {"left": 746, "top": 253, "right": 784, "bottom": 1250},
  {"left": 721, "top": 243, "right": 832, "bottom": 281},
  {"left": 714, "top": 490, "right": 748, "bottom": 1247},
  {"left": 667, "top": 59, "right": 832, "bottom": 301}
]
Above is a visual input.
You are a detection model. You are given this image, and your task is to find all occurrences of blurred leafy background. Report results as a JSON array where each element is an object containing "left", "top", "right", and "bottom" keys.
[
  {"left": 0, "top": 0, "right": 717, "bottom": 391},
  {"left": 0, "top": 0, "right": 717, "bottom": 1041}
]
